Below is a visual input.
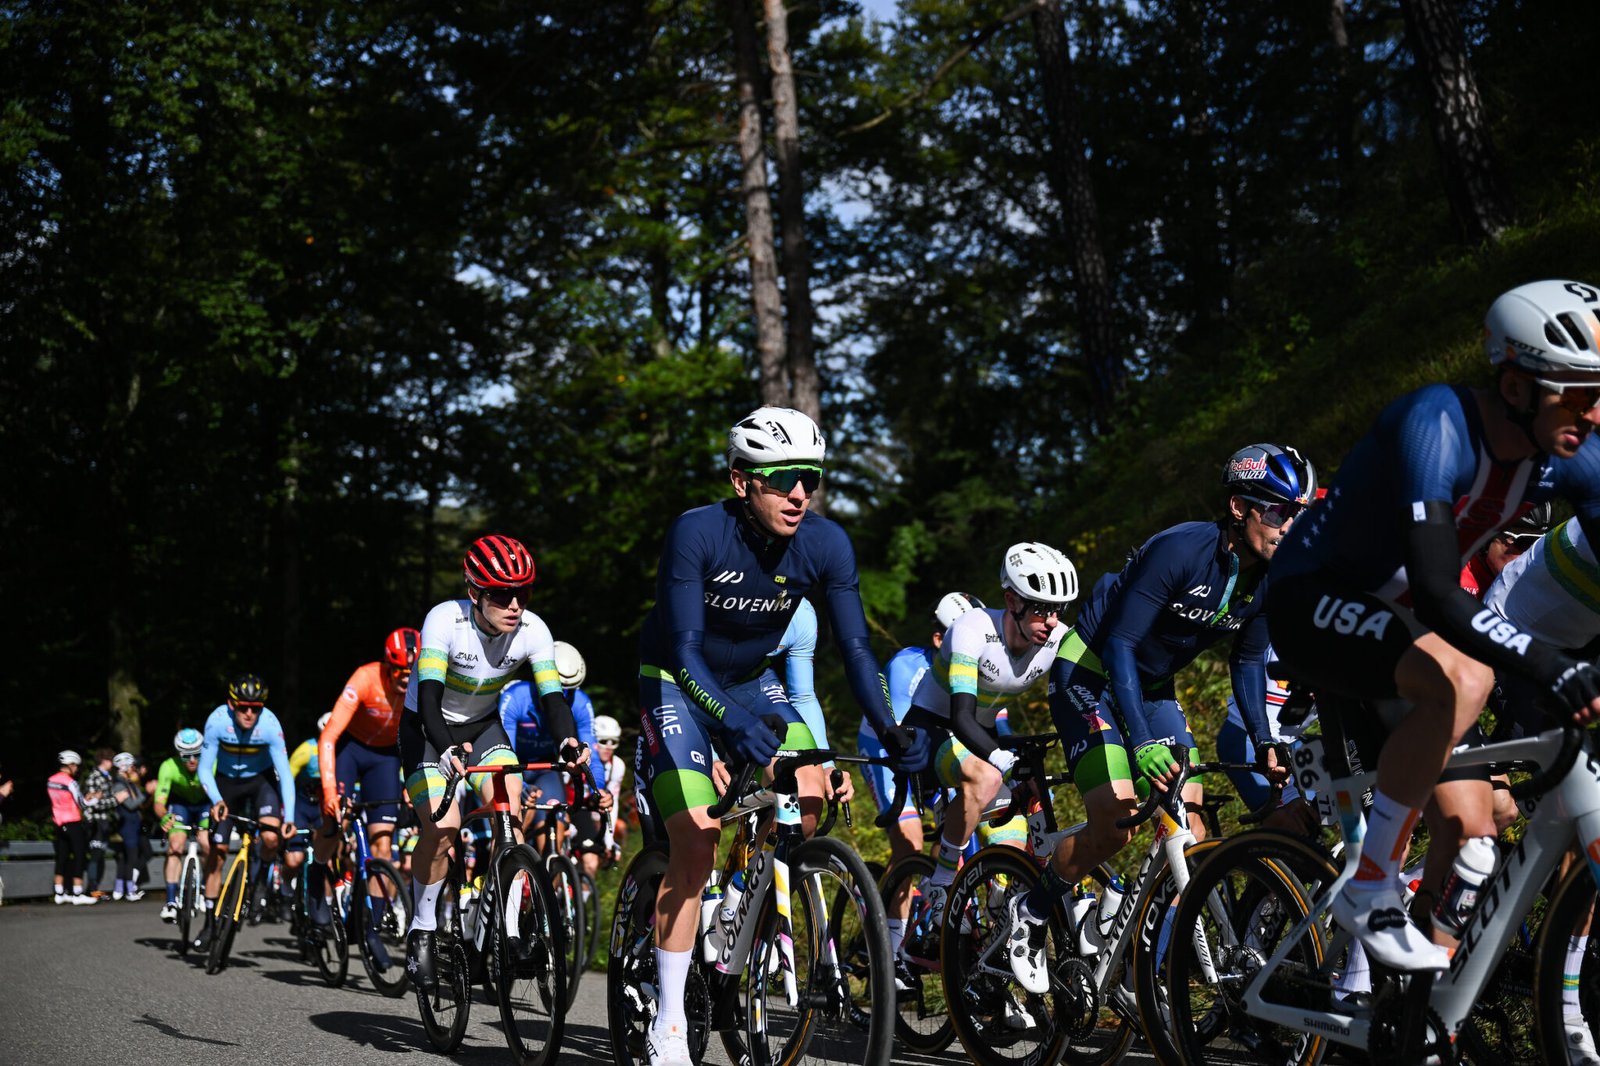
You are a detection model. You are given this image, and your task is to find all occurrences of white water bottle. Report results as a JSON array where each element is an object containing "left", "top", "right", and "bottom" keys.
[
  {"left": 1096, "top": 876, "right": 1126, "bottom": 936},
  {"left": 1071, "top": 895, "right": 1103, "bottom": 956},
  {"left": 1431, "top": 836, "right": 1497, "bottom": 936}
]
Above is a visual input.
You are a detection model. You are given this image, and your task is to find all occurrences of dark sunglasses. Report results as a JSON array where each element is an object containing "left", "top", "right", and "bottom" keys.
[
  {"left": 1018, "top": 598, "right": 1061, "bottom": 619},
  {"left": 230, "top": 701, "right": 263, "bottom": 712},
  {"left": 746, "top": 464, "right": 823, "bottom": 495},
  {"left": 596, "top": 739, "right": 620, "bottom": 748},
  {"left": 1535, "top": 377, "right": 1600, "bottom": 415},
  {"left": 1243, "top": 498, "right": 1303, "bottom": 529},
  {"left": 478, "top": 583, "right": 534, "bottom": 608},
  {"left": 1500, "top": 531, "right": 1542, "bottom": 551}
]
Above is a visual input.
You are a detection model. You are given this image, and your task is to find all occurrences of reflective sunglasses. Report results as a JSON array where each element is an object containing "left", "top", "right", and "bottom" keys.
[
  {"left": 1018, "top": 598, "right": 1061, "bottom": 619},
  {"left": 1500, "top": 531, "right": 1542, "bottom": 551},
  {"left": 746, "top": 464, "right": 823, "bottom": 495},
  {"left": 1245, "top": 498, "right": 1304, "bottom": 529},
  {"left": 478, "top": 583, "right": 534, "bottom": 608},
  {"left": 1534, "top": 377, "right": 1600, "bottom": 415},
  {"left": 229, "top": 701, "right": 263, "bottom": 713},
  {"left": 596, "top": 739, "right": 620, "bottom": 748}
]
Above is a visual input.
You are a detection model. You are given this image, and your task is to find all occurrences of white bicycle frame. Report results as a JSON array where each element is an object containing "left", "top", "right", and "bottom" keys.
[{"left": 1239, "top": 726, "right": 1600, "bottom": 1047}]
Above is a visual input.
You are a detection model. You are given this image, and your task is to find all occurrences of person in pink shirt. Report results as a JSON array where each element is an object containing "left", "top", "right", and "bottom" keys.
[{"left": 47, "top": 750, "right": 95, "bottom": 905}]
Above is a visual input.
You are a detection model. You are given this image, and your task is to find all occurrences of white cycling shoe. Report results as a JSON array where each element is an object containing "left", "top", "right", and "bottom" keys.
[
  {"left": 1003, "top": 993, "right": 1039, "bottom": 1030},
  {"left": 1330, "top": 883, "right": 1448, "bottom": 972},
  {"left": 1567, "top": 1020, "right": 1600, "bottom": 1066},
  {"left": 159, "top": 902, "right": 178, "bottom": 922},
  {"left": 646, "top": 1021, "right": 692, "bottom": 1066},
  {"left": 1005, "top": 895, "right": 1051, "bottom": 995}
]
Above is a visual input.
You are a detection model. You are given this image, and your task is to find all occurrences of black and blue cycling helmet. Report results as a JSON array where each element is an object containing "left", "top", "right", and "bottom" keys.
[{"left": 1222, "top": 443, "right": 1317, "bottom": 507}]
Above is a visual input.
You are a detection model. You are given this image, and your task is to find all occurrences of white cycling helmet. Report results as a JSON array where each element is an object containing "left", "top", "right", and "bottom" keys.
[
  {"left": 317, "top": 712, "right": 332, "bottom": 733},
  {"left": 593, "top": 715, "right": 622, "bottom": 743},
  {"left": 999, "top": 542, "right": 1079, "bottom": 605},
  {"left": 113, "top": 752, "right": 136, "bottom": 771},
  {"left": 728, "top": 406, "right": 826, "bottom": 469},
  {"left": 173, "top": 729, "right": 203, "bottom": 757},
  {"left": 58, "top": 749, "right": 82, "bottom": 766},
  {"left": 554, "top": 641, "right": 587, "bottom": 689},
  {"left": 934, "top": 591, "right": 985, "bottom": 630},
  {"left": 1486, "top": 280, "right": 1600, "bottom": 379}
]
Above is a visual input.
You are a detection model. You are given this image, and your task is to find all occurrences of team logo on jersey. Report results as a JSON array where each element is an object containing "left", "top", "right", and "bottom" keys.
[
  {"left": 1311, "top": 596, "right": 1393, "bottom": 640},
  {"left": 712, "top": 570, "right": 745, "bottom": 584}
]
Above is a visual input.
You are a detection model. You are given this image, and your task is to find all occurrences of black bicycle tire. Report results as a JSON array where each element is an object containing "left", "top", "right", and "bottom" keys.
[
  {"left": 1533, "top": 860, "right": 1600, "bottom": 1066},
  {"left": 877, "top": 852, "right": 955, "bottom": 1053},
  {"left": 740, "top": 834, "right": 896, "bottom": 1066},
  {"left": 1165, "top": 830, "right": 1331, "bottom": 1066},
  {"left": 417, "top": 935, "right": 472, "bottom": 1052},
  {"left": 1130, "top": 836, "right": 1223, "bottom": 1066},
  {"left": 497, "top": 844, "right": 568, "bottom": 1066},
  {"left": 206, "top": 854, "right": 248, "bottom": 975},
  {"left": 356, "top": 857, "right": 411, "bottom": 997},
  {"left": 581, "top": 869, "right": 603, "bottom": 972},
  {"left": 546, "top": 851, "right": 586, "bottom": 1009},
  {"left": 176, "top": 856, "right": 201, "bottom": 955}
]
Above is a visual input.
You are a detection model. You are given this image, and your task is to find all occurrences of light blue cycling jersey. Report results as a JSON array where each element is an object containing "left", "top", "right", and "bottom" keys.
[
  {"left": 769, "top": 598, "right": 827, "bottom": 749},
  {"left": 500, "top": 681, "right": 604, "bottom": 786},
  {"left": 198, "top": 704, "right": 296, "bottom": 821}
]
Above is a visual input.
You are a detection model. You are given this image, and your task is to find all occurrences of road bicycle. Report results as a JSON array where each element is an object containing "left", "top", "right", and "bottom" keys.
[
  {"left": 1164, "top": 695, "right": 1600, "bottom": 1066},
  {"left": 939, "top": 734, "right": 1263, "bottom": 1066},
  {"left": 522, "top": 764, "right": 606, "bottom": 1008},
  {"left": 416, "top": 759, "right": 566, "bottom": 1065},
  {"left": 170, "top": 821, "right": 207, "bottom": 956},
  {"left": 608, "top": 746, "right": 898, "bottom": 1066},
  {"left": 205, "top": 812, "right": 273, "bottom": 974}
]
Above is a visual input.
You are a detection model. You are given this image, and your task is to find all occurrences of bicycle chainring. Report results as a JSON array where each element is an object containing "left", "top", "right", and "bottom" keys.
[
  {"left": 1053, "top": 956, "right": 1100, "bottom": 1042},
  {"left": 1368, "top": 983, "right": 1453, "bottom": 1065}
]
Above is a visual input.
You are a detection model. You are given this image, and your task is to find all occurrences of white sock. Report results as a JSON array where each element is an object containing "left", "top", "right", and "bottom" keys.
[
  {"left": 887, "top": 918, "right": 906, "bottom": 960},
  {"left": 654, "top": 947, "right": 693, "bottom": 1030},
  {"left": 55, "top": 886, "right": 65, "bottom": 897},
  {"left": 927, "top": 836, "right": 964, "bottom": 888},
  {"left": 1566, "top": 935, "right": 1589, "bottom": 1018},
  {"left": 410, "top": 879, "right": 443, "bottom": 932},
  {"left": 1350, "top": 790, "right": 1418, "bottom": 888}
]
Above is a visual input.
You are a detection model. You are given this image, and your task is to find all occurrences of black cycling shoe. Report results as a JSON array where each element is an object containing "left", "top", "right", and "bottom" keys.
[
  {"left": 191, "top": 920, "right": 215, "bottom": 953},
  {"left": 366, "top": 927, "right": 392, "bottom": 971},
  {"left": 406, "top": 929, "right": 437, "bottom": 993},
  {"left": 308, "top": 893, "right": 332, "bottom": 929}
]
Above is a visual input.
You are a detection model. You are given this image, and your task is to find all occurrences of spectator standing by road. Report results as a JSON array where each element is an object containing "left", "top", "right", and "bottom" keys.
[
  {"left": 48, "top": 751, "right": 94, "bottom": 905},
  {"left": 82, "top": 749, "right": 117, "bottom": 896},
  {"left": 110, "top": 753, "right": 147, "bottom": 901}
]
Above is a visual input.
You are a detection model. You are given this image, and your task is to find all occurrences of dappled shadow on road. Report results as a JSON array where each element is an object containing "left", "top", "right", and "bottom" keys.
[
  {"left": 309, "top": 1010, "right": 506, "bottom": 1061},
  {"left": 133, "top": 935, "right": 190, "bottom": 957},
  {"left": 563, "top": 1019, "right": 619, "bottom": 1062},
  {"left": 132, "top": 1013, "right": 239, "bottom": 1047}
]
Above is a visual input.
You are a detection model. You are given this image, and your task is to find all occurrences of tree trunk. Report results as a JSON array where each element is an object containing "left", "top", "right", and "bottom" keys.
[
  {"left": 1030, "top": 0, "right": 1123, "bottom": 421},
  {"left": 727, "top": 0, "right": 786, "bottom": 403},
  {"left": 108, "top": 610, "right": 144, "bottom": 754},
  {"left": 762, "top": 0, "right": 819, "bottom": 424},
  {"left": 277, "top": 402, "right": 305, "bottom": 718},
  {"left": 1399, "top": 0, "right": 1512, "bottom": 244}
]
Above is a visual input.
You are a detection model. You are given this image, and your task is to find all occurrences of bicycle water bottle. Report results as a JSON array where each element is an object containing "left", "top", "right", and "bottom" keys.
[
  {"left": 1071, "top": 886, "right": 1103, "bottom": 956},
  {"left": 1431, "top": 836, "right": 1497, "bottom": 936},
  {"left": 700, "top": 883, "right": 725, "bottom": 963},
  {"left": 1096, "top": 875, "right": 1126, "bottom": 937},
  {"left": 718, "top": 870, "right": 746, "bottom": 928}
]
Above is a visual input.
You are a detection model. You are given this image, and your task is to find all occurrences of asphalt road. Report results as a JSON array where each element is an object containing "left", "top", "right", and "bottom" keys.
[{"left": 0, "top": 895, "right": 1158, "bottom": 1065}]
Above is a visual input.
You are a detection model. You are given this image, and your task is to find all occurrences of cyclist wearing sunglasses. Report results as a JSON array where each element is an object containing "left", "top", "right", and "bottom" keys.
[
  {"left": 1007, "top": 442, "right": 1311, "bottom": 990},
  {"left": 635, "top": 404, "right": 922, "bottom": 1066},
  {"left": 399, "top": 534, "right": 586, "bottom": 991},
  {"left": 1459, "top": 501, "right": 1553, "bottom": 597},
  {"left": 1267, "top": 279, "right": 1600, "bottom": 973},
  {"left": 195, "top": 673, "right": 297, "bottom": 950},
  {"left": 155, "top": 728, "right": 210, "bottom": 922}
]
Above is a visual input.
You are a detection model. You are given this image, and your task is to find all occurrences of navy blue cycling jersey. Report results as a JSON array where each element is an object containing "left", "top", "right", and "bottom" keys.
[
  {"left": 638, "top": 498, "right": 894, "bottom": 736},
  {"left": 1072, "top": 520, "right": 1271, "bottom": 745},
  {"left": 1275, "top": 384, "right": 1600, "bottom": 589}
]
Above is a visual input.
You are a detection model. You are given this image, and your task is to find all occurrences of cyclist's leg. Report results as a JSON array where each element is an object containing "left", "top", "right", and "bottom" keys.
[
  {"left": 1217, "top": 696, "right": 1273, "bottom": 809},
  {"left": 1040, "top": 658, "right": 1140, "bottom": 890},
  {"left": 400, "top": 713, "right": 466, "bottom": 956},
  {"left": 359, "top": 740, "right": 402, "bottom": 861},
  {"left": 859, "top": 719, "right": 922, "bottom": 952},
  {"left": 254, "top": 776, "right": 285, "bottom": 861},
  {"left": 639, "top": 671, "right": 720, "bottom": 1052}
]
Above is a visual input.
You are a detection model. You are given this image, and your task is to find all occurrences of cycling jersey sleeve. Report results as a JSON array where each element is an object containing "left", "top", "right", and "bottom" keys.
[
  {"left": 522, "top": 617, "right": 577, "bottom": 752},
  {"left": 417, "top": 678, "right": 452, "bottom": 754},
  {"left": 1406, "top": 500, "right": 1570, "bottom": 687},
  {"left": 1097, "top": 544, "right": 1188, "bottom": 750},
  {"left": 781, "top": 602, "right": 830, "bottom": 752},
  {"left": 660, "top": 516, "right": 764, "bottom": 729},
  {"left": 289, "top": 739, "right": 314, "bottom": 781},
  {"left": 318, "top": 670, "right": 365, "bottom": 796},
  {"left": 155, "top": 760, "right": 176, "bottom": 808},
  {"left": 944, "top": 613, "right": 1001, "bottom": 758},
  {"left": 266, "top": 717, "right": 296, "bottom": 825},
  {"left": 199, "top": 715, "right": 223, "bottom": 807},
  {"left": 1228, "top": 612, "right": 1272, "bottom": 744},
  {"left": 815, "top": 527, "right": 896, "bottom": 738}
]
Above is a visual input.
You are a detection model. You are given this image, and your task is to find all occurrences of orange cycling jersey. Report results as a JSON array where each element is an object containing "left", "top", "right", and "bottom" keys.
[{"left": 318, "top": 661, "right": 403, "bottom": 796}]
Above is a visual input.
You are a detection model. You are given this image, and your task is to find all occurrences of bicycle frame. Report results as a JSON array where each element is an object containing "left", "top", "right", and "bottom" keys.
[{"left": 1239, "top": 725, "right": 1600, "bottom": 1047}]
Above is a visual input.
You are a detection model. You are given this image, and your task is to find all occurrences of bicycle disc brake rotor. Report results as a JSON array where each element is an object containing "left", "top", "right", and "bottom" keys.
[{"left": 1053, "top": 956, "right": 1099, "bottom": 1042}]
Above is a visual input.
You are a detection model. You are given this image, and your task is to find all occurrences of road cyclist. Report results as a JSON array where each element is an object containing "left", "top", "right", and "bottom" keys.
[
  {"left": 155, "top": 729, "right": 211, "bottom": 923},
  {"left": 626, "top": 405, "right": 929, "bottom": 1066},
  {"left": 193, "top": 673, "right": 298, "bottom": 951}
]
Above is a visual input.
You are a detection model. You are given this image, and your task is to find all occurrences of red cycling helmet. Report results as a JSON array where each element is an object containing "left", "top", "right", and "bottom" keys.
[
  {"left": 463, "top": 534, "right": 535, "bottom": 589},
  {"left": 384, "top": 627, "right": 421, "bottom": 668}
]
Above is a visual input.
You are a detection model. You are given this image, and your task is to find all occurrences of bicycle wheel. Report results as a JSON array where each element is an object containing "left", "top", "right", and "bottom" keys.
[
  {"left": 1534, "top": 861, "right": 1600, "bottom": 1066},
  {"left": 497, "top": 844, "right": 567, "bottom": 1066},
  {"left": 878, "top": 853, "right": 955, "bottom": 1053},
  {"left": 547, "top": 852, "right": 586, "bottom": 1009},
  {"left": 943, "top": 845, "right": 1104, "bottom": 1066},
  {"left": 581, "top": 869, "right": 603, "bottom": 971},
  {"left": 311, "top": 907, "right": 350, "bottom": 987},
  {"left": 175, "top": 856, "right": 202, "bottom": 955},
  {"left": 1130, "top": 836, "right": 1222, "bottom": 1066},
  {"left": 742, "top": 835, "right": 895, "bottom": 1066},
  {"left": 206, "top": 855, "right": 249, "bottom": 975},
  {"left": 417, "top": 933, "right": 472, "bottom": 1052},
  {"left": 1166, "top": 830, "right": 1330, "bottom": 1066},
  {"left": 357, "top": 857, "right": 411, "bottom": 997}
]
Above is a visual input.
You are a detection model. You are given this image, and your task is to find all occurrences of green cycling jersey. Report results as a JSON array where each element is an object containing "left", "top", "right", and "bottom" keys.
[{"left": 155, "top": 756, "right": 209, "bottom": 807}]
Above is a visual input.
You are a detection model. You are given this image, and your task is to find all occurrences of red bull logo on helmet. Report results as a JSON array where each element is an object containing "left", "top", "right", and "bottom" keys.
[{"left": 1227, "top": 455, "right": 1268, "bottom": 480}]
